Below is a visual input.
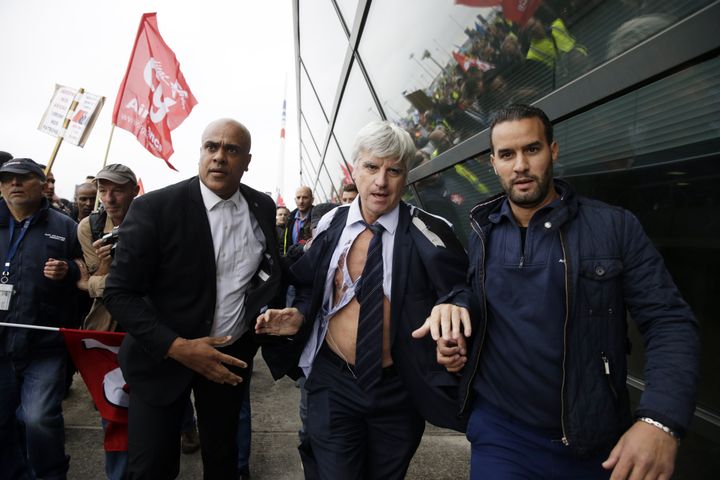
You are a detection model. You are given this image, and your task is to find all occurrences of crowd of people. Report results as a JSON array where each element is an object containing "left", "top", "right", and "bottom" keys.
[
  {"left": 0, "top": 104, "right": 699, "bottom": 480},
  {"left": 401, "top": 0, "right": 686, "bottom": 166}
]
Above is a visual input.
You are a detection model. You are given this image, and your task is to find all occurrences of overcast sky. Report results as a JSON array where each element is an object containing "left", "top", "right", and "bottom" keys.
[{"left": 0, "top": 0, "right": 299, "bottom": 205}]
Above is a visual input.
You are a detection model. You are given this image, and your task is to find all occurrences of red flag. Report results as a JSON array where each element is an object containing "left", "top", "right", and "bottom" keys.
[
  {"left": 276, "top": 192, "right": 285, "bottom": 207},
  {"left": 112, "top": 12, "right": 197, "bottom": 170},
  {"left": 340, "top": 163, "right": 353, "bottom": 185},
  {"left": 454, "top": 0, "right": 541, "bottom": 27},
  {"left": 501, "top": 0, "right": 542, "bottom": 26},
  {"left": 61, "top": 328, "right": 128, "bottom": 451},
  {"left": 452, "top": 51, "right": 493, "bottom": 72}
]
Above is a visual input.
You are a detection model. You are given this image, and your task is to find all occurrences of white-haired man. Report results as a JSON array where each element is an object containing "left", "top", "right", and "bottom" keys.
[{"left": 257, "top": 121, "right": 471, "bottom": 479}]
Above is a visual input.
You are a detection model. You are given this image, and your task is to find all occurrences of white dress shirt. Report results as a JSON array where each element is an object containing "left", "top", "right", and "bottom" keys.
[
  {"left": 199, "top": 181, "right": 265, "bottom": 343},
  {"left": 299, "top": 198, "right": 399, "bottom": 376}
]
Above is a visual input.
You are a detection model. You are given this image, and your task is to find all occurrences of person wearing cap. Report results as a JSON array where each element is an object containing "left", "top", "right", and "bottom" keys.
[
  {"left": 0, "top": 157, "right": 82, "bottom": 480},
  {"left": 75, "top": 164, "right": 138, "bottom": 479},
  {"left": 77, "top": 164, "right": 139, "bottom": 333}
]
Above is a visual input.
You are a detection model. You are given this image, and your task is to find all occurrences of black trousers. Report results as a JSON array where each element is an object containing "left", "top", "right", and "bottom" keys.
[
  {"left": 126, "top": 332, "right": 257, "bottom": 480},
  {"left": 305, "top": 343, "right": 425, "bottom": 480}
]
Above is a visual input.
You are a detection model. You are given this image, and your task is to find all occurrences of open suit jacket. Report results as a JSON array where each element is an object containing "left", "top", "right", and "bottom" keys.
[
  {"left": 268, "top": 201, "right": 471, "bottom": 432},
  {"left": 104, "top": 176, "right": 282, "bottom": 406}
]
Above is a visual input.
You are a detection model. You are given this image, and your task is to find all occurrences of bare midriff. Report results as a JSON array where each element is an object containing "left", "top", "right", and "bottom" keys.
[{"left": 325, "top": 227, "right": 393, "bottom": 367}]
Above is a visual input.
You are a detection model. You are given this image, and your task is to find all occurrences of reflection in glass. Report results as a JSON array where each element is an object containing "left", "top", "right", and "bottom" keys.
[
  {"left": 414, "top": 154, "right": 498, "bottom": 245},
  {"left": 359, "top": 0, "right": 711, "bottom": 159},
  {"left": 333, "top": 60, "right": 382, "bottom": 161},
  {"left": 299, "top": 0, "right": 349, "bottom": 112},
  {"left": 322, "top": 136, "right": 353, "bottom": 202}
]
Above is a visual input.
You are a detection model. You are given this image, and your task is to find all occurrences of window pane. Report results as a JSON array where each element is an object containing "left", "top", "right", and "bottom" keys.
[
  {"left": 335, "top": 0, "right": 358, "bottom": 32},
  {"left": 300, "top": 68, "right": 329, "bottom": 151},
  {"left": 324, "top": 136, "right": 352, "bottom": 200},
  {"left": 333, "top": 61, "right": 382, "bottom": 161},
  {"left": 414, "top": 153, "right": 497, "bottom": 244},
  {"left": 359, "top": 0, "right": 713, "bottom": 156},
  {"left": 415, "top": 55, "right": 720, "bottom": 415},
  {"left": 299, "top": 0, "right": 349, "bottom": 112}
]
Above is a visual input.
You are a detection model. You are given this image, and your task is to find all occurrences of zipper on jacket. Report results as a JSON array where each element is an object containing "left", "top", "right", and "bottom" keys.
[
  {"left": 601, "top": 352, "right": 618, "bottom": 400},
  {"left": 559, "top": 231, "right": 570, "bottom": 447},
  {"left": 461, "top": 216, "right": 489, "bottom": 414}
]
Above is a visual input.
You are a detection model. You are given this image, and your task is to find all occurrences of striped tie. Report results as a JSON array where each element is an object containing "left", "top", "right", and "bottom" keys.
[{"left": 354, "top": 222, "right": 385, "bottom": 391}]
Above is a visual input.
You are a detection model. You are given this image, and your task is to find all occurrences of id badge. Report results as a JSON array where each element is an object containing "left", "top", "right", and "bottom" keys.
[{"left": 0, "top": 283, "right": 13, "bottom": 311}]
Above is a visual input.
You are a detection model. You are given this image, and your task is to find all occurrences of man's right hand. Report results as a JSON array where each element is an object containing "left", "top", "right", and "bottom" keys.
[
  {"left": 92, "top": 238, "right": 114, "bottom": 276},
  {"left": 255, "top": 308, "right": 304, "bottom": 335},
  {"left": 437, "top": 336, "right": 467, "bottom": 373},
  {"left": 166, "top": 336, "right": 247, "bottom": 385}
]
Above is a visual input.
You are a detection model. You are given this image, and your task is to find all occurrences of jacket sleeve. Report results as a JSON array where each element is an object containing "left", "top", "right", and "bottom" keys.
[
  {"left": 620, "top": 210, "right": 699, "bottom": 436},
  {"left": 103, "top": 196, "right": 179, "bottom": 363}
]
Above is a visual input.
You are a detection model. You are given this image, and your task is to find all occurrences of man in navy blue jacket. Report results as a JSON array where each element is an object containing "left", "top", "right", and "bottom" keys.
[
  {"left": 0, "top": 158, "right": 82, "bottom": 480},
  {"left": 433, "top": 104, "right": 699, "bottom": 479}
]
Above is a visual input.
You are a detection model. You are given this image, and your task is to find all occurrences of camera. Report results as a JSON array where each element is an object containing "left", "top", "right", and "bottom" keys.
[{"left": 101, "top": 226, "right": 120, "bottom": 255}]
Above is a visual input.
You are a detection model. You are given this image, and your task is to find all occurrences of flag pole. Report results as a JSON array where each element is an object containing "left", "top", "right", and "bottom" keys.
[
  {"left": 45, "top": 88, "right": 84, "bottom": 176},
  {"left": 101, "top": 124, "right": 116, "bottom": 170},
  {"left": 94, "top": 124, "right": 116, "bottom": 210},
  {"left": 0, "top": 322, "right": 59, "bottom": 332}
]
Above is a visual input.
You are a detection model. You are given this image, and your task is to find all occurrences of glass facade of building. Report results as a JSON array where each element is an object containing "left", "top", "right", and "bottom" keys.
[{"left": 294, "top": 1, "right": 720, "bottom": 475}]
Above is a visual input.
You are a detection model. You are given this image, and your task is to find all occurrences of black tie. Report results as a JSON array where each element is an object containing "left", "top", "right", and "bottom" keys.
[{"left": 355, "top": 222, "right": 385, "bottom": 391}]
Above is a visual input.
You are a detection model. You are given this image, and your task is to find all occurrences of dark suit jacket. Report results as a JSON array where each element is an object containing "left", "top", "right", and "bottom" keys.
[
  {"left": 104, "top": 176, "right": 282, "bottom": 406},
  {"left": 272, "top": 201, "right": 471, "bottom": 432}
]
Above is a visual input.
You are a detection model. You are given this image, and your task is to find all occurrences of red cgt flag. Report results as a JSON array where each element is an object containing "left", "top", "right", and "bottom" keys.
[
  {"left": 62, "top": 328, "right": 128, "bottom": 451},
  {"left": 112, "top": 12, "right": 197, "bottom": 170}
]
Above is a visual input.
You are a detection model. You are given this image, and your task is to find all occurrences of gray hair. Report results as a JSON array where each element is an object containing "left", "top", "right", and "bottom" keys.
[{"left": 351, "top": 121, "right": 416, "bottom": 172}]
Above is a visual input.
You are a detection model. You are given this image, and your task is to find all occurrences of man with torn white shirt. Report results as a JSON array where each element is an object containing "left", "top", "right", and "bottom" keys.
[{"left": 256, "top": 120, "right": 471, "bottom": 480}]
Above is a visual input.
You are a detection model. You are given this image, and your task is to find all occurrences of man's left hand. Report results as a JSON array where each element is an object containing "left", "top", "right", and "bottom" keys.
[
  {"left": 411, "top": 303, "right": 471, "bottom": 341},
  {"left": 43, "top": 258, "right": 68, "bottom": 280},
  {"left": 602, "top": 420, "right": 678, "bottom": 479}
]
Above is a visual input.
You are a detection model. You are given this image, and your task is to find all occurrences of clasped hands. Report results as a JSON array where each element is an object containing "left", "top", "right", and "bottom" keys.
[{"left": 411, "top": 303, "right": 471, "bottom": 373}]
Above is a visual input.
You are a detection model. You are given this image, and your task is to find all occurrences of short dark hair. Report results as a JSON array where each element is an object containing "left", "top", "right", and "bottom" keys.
[
  {"left": 489, "top": 104, "right": 553, "bottom": 153},
  {"left": 341, "top": 183, "right": 357, "bottom": 194},
  {"left": 276, "top": 205, "right": 290, "bottom": 212}
]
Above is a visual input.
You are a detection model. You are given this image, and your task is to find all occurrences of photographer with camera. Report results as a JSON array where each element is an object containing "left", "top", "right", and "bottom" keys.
[
  {"left": 77, "top": 164, "right": 139, "bottom": 332},
  {"left": 76, "top": 163, "right": 139, "bottom": 480}
]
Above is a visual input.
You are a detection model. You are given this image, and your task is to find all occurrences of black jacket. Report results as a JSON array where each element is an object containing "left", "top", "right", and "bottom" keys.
[
  {"left": 269, "top": 202, "right": 471, "bottom": 432},
  {"left": 104, "top": 177, "right": 283, "bottom": 406}
]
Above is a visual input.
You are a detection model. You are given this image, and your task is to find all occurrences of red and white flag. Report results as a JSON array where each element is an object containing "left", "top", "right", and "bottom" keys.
[
  {"left": 452, "top": 51, "right": 493, "bottom": 72},
  {"left": 62, "top": 328, "right": 128, "bottom": 451},
  {"left": 112, "top": 12, "right": 197, "bottom": 170}
]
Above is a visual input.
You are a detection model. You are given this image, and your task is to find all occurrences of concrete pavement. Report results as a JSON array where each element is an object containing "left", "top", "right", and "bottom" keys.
[{"left": 63, "top": 353, "right": 470, "bottom": 479}]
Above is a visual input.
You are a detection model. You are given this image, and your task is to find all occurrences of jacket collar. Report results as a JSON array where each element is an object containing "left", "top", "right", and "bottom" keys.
[
  {"left": 0, "top": 197, "right": 50, "bottom": 227},
  {"left": 470, "top": 178, "right": 578, "bottom": 232}
]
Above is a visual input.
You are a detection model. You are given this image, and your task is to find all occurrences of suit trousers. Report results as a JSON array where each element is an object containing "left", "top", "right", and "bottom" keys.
[
  {"left": 467, "top": 398, "right": 611, "bottom": 479},
  {"left": 306, "top": 343, "right": 425, "bottom": 480},
  {"left": 126, "top": 332, "right": 257, "bottom": 480}
]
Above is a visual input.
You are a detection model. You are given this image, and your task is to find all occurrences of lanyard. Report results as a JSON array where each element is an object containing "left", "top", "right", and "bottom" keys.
[{"left": 2, "top": 216, "right": 33, "bottom": 282}]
